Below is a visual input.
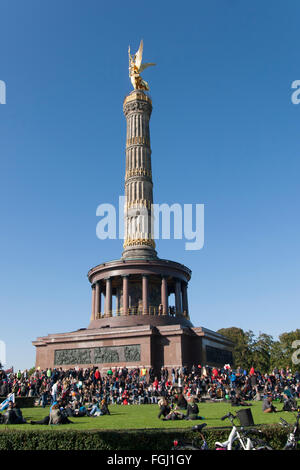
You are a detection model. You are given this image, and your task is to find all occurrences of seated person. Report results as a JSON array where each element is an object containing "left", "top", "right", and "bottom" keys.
[
  {"left": 100, "top": 399, "right": 110, "bottom": 416},
  {"left": 282, "top": 396, "right": 298, "bottom": 412},
  {"left": 3, "top": 402, "right": 26, "bottom": 424},
  {"left": 253, "top": 386, "right": 262, "bottom": 401},
  {"left": 49, "top": 404, "right": 73, "bottom": 424},
  {"left": 49, "top": 404, "right": 62, "bottom": 424},
  {"left": 231, "top": 391, "right": 251, "bottom": 407},
  {"left": 262, "top": 396, "right": 277, "bottom": 413},
  {"left": 184, "top": 398, "right": 204, "bottom": 420},
  {"left": 31, "top": 402, "right": 73, "bottom": 425},
  {"left": 175, "top": 392, "right": 188, "bottom": 410},
  {"left": 72, "top": 401, "right": 86, "bottom": 417},
  {"left": 13, "top": 403, "right": 26, "bottom": 424},
  {"left": 64, "top": 403, "right": 76, "bottom": 417},
  {"left": 158, "top": 397, "right": 171, "bottom": 419},
  {"left": 283, "top": 386, "right": 293, "bottom": 400},
  {"left": 88, "top": 399, "right": 103, "bottom": 417},
  {"left": 163, "top": 404, "right": 185, "bottom": 421}
]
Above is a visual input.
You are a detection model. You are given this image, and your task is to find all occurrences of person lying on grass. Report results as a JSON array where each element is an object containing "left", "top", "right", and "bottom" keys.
[{"left": 31, "top": 403, "right": 73, "bottom": 425}]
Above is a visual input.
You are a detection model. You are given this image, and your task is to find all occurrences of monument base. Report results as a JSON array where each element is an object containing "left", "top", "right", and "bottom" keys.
[{"left": 33, "top": 322, "right": 233, "bottom": 372}]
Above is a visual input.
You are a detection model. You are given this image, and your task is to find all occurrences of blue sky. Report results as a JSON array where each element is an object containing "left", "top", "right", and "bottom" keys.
[{"left": 0, "top": 1, "right": 299, "bottom": 370}]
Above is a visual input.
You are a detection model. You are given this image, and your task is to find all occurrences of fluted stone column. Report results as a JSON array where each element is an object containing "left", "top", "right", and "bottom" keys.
[
  {"left": 95, "top": 281, "right": 101, "bottom": 319},
  {"left": 91, "top": 284, "right": 96, "bottom": 320},
  {"left": 105, "top": 278, "right": 112, "bottom": 317},
  {"left": 175, "top": 280, "right": 182, "bottom": 315},
  {"left": 142, "top": 275, "right": 149, "bottom": 314},
  {"left": 182, "top": 282, "right": 189, "bottom": 316},
  {"left": 122, "top": 90, "right": 157, "bottom": 260},
  {"left": 122, "top": 275, "right": 129, "bottom": 315},
  {"left": 161, "top": 276, "right": 168, "bottom": 315}
]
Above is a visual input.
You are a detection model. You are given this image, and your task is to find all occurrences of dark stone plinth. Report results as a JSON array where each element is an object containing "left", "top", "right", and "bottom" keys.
[{"left": 33, "top": 324, "right": 233, "bottom": 373}]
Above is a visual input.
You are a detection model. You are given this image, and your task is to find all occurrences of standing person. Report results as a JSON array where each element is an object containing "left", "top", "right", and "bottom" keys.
[
  {"left": 230, "top": 372, "right": 237, "bottom": 390},
  {"left": 149, "top": 367, "right": 155, "bottom": 383},
  {"left": 140, "top": 366, "right": 147, "bottom": 383},
  {"left": 40, "top": 386, "right": 48, "bottom": 408},
  {"left": 94, "top": 368, "right": 101, "bottom": 383},
  {"left": 51, "top": 381, "right": 58, "bottom": 404}
]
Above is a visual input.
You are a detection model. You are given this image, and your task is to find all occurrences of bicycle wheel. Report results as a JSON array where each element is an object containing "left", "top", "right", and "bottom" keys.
[{"left": 252, "top": 439, "right": 273, "bottom": 450}]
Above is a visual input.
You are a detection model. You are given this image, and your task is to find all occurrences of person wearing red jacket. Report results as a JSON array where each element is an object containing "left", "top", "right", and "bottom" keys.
[{"left": 94, "top": 368, "right": 101, "bottom": 382}]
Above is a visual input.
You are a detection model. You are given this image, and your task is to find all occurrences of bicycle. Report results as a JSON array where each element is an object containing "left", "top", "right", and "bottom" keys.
[
  {"left": 215, "top": 412, "right": 273, "bottom": 450},
  {"left": 279, "top": 408, "right": 300, "bottom": 450},
  {"left": 171, "top": 423, "right": 209, "bottom": 450}
]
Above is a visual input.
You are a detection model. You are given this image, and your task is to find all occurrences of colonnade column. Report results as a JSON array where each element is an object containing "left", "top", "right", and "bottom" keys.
[
  {"left": 95, "top": 281, "right": 101, "bottom": 319},
  {"left": 182, "top": 282, "right": 188, "bottom": 317},
  {"left": 175, "top": 279, "right": 182, "bottom": 315},
  {"left": 105, "top": 277, "right": 112, "bottom": 317},
  {"left": 161, "top": 276, "right": 168, "bottom": 315},
  {"left": 122, "top": 275, "right": 129, "bottom": 315},
  {"left": 91, "top": 284, "right": 96, "bottom": 321},
  {"left": 142, "top": 274, "right": 149, "bottom": 314}
]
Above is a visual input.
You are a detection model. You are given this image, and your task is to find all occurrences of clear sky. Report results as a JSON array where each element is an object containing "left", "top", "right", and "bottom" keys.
[{"left": 0, "top": 1, "right": 299, "bottom": 370}]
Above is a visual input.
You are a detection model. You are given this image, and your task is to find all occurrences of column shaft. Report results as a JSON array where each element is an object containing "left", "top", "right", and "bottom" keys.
[
  {"left": 142, "top": 275, "right": 149, "bottom": 314},
  {"left": 95, "top": 281, "right": 101, "bottom": 319},
  {"left": 105, "top": 278, "right": 112, "bottom": 317},
  {"left": 122, "top": 275, "right": 129, "bottom": 315},
  {"left": 175, "top": 280, "right": 182, "bottom": 315},
  {"left": 91, "top": 285, "right": 96, "bottom": 320},
  {"left": 161, "top": 276, "right": 168, "bottom": 315},
  {"left": 182, "top": 283, "right": 189, "bottom": 316}
]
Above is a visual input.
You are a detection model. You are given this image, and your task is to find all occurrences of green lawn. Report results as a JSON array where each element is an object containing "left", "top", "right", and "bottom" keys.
[{"left": 1, "top": 400, "right": 298, "bottom": 431}]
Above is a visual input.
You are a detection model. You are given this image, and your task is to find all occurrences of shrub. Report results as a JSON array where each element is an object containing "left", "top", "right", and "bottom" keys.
[{"left": 0, "top": 425, "right": 291, "bottom": 450}]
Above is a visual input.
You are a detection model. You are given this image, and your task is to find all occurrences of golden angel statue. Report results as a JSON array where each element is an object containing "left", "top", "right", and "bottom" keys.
[{"left": 128, "top": 40, "right": 155, "bottom": 91}]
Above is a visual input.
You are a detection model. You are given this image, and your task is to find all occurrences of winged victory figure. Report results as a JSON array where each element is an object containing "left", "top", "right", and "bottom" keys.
[{"left": 128, "top": 40, "right": 155, "bottom": 91}]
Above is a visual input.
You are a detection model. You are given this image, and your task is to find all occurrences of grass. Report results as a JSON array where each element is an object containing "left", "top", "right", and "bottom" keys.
[{"left": 0, "top": 400, "right": 299, "bottom": 431}]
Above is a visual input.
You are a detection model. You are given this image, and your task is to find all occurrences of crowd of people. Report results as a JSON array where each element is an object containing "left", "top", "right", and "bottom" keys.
[{"left": 0, "top": 364, "right": 299, "bottom": 424}]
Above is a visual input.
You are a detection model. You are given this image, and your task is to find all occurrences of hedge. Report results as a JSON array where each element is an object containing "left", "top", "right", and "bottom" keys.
[
  {"left": 0, "top": 425, "right": 291, "bottom": 450},
  {"left": 0, "top": 397, "right": 35, "bottom": 408}
]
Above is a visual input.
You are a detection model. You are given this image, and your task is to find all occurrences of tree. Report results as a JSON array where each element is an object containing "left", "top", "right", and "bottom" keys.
[
  {"left": 218, "top": 327, "right": 300, "bottom": 373},
  {"left": 270, "top": 330, "right": 300, "bottom": 373},
  {"left": 251, "top": 333, "right": 274, "bottom": 373},
  {"left": 217, "top": 327, "right": 254, "bottom": 370}
]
